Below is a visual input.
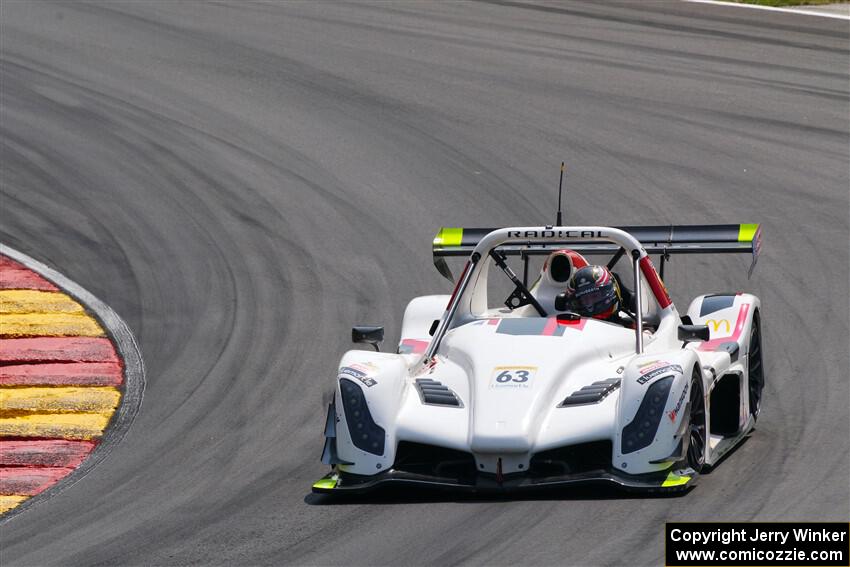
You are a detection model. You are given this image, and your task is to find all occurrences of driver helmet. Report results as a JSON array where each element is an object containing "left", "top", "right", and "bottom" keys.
[{"left": 564, "top": 265, "right": 621, "bottom": 319}]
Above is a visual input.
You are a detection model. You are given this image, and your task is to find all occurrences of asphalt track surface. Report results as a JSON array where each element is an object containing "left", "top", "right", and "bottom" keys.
[{"left": 1, "top": 1, "right": 848, "bottom": 565}]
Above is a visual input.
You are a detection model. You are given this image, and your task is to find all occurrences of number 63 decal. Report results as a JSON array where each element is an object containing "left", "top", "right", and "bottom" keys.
[{"left": 491, "top": 366, "right": 537, "bottom": 388}]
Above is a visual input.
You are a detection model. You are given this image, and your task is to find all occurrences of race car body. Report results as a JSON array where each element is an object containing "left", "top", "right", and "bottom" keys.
[{"left": 314, "top": 224, "right": 763, "bottom": 494}]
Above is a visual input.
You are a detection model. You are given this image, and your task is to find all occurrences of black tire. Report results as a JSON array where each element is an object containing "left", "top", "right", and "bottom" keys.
[
  {"left": 686, "top": 369, "right": 707, "bottom": 473},
  {"left": 748, "top": 310, "right": 764, "bottom": 420}
]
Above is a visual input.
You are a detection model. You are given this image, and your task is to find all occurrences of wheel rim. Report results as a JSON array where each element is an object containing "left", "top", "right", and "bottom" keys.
[
  {"left": 748, "top": 316, "right": 764, "bottom": 419},
  {"left": 687, "top": 376, "right": 706, "bottom": 471}
]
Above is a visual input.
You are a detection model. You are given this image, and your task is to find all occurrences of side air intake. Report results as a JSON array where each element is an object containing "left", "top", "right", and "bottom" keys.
[
  {"left": 559, "top": 378, "right": 621, "bottom": 407},
  {"left": 415, "top": 378, "right": 462, "bottom": 407}
]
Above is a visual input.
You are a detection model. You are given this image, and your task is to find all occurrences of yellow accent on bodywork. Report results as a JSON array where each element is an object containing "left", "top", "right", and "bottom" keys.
[
  {"left": 738, "top": 224, "right": 759, "bottom": 242},
  {"left": 312, "top": 473, "right": 339, "bottom": 490},
  {"left": 661, "top": 471, "right": 691, "bottom": 487},
  {"left": 433, "top": 227, "right": 463, "bottom": 247}
]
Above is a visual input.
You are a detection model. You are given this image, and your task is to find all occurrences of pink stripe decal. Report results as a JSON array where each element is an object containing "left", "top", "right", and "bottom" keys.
[
  {"left": 700, "top": 303, "right": 750, "bottom": 351},
  {"left": 0, "top": 440, "right": 96, "bottom": 467},
  {"left": 0, "top": 467, "right": 76, "bottom": 496},
  {"left": 541, "top": 317, "right": 559, "bottom": 336},
  {"left": 0, "top": 362, "right": 123, "bottom": 386},
  {"left": 0, "top": 337, "right": 119, "bottom": 364},
  {"left": 399, "top": 339, "right": 428, "bottom": 354}
]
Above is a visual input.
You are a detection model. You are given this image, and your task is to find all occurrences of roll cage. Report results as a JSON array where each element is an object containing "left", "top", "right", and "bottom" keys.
[{"left": 425, "top": 227, "right": 669, "bottom": 360}]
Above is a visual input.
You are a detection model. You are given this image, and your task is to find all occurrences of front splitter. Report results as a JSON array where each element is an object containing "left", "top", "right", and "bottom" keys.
[{"left": 312, "top": 467, "right": 696, "bottom": 495}]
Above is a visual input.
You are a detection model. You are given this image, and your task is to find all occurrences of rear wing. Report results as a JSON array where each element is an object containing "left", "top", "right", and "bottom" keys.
[{"left": 432, "top": 224, "right": 762, "bottom": 280}]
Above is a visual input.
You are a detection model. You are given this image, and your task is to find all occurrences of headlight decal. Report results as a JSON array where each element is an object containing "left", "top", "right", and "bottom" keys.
[
  {"left": 339, "top": 378, "right": 386, "bottom": 456},
  {"left": 621, "top": 376, "right": 673, "bottom": 455}
]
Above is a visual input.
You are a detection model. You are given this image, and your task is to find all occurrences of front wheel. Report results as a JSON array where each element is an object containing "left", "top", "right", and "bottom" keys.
[{"left": 686, "top": 369, "right": 706, "bottom": 473}]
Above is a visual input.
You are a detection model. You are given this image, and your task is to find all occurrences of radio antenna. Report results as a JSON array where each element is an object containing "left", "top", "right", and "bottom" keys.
[{"left": 556, "top": 162, "right": 565, "bottom": 226}]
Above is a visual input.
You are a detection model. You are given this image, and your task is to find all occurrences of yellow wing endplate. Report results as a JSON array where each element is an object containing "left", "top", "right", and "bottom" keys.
[
  {"left": 433, "top": 227, "right": 464, "bottom": 248},
  {"left": 737, "top": 223, "right": 760, "bottom": 242}
]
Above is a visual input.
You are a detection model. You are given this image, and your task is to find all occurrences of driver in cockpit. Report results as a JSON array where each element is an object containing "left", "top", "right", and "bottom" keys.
[{"left": 559, "top": 265, "right": 635, "bottom": 327}]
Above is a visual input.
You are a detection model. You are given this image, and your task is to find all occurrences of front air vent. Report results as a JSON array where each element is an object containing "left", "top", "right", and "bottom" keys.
[
  {"left": 529, "top": 440, "right": 613, "bottom": 477},
  {"left": 393, "top": 441, "right": 476, "bottom": 479},
  {"left": 415, "top": 378, "right": 462, "bottom": 407},
  {"left": 558, "top": 378, "right": 621, "bottom": 407}
]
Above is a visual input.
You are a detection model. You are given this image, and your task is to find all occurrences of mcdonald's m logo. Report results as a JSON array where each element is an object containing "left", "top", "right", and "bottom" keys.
[{"left": 706, "top": 319, "right": 731, "bottom": 334}]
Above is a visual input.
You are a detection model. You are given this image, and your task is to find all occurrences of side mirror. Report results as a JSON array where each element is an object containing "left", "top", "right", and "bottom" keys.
[
  {"left": 678, "top": 324, "right": 710, "bottom": 343},
  {"left": 553, "top": 294, "right": 581, "bottom": 320},
  {"left": 554, "top": 292, "right": 568, "bottom": 312},
  {"left": 352, "top": 326, "right": 384, "bottom": 351}
]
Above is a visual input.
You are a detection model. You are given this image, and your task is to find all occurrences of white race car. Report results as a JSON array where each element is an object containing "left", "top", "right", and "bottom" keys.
[{"left": 313, "top": 224, "right": 764, "bottom": 494}]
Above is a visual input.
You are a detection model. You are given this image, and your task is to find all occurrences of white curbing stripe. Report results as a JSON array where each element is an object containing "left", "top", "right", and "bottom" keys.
[
  {"left": 0, "top": 244, "right": 145, "bottom": 524},
  {"left": 683, "top": 0, "right": 850, "bottom": 20}
]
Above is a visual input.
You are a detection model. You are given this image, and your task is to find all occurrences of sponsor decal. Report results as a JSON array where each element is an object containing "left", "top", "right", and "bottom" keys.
[
  {"left": 506, "top": 229, "right": 605, "bottom": 239},
  {"left": 705, "top": 318, "right": 731, "bottom": 335},
  {"left": 639, "top": 360, "right": 669, "bottom": 374},
  {"left": 490, "top": 365, "right": 537, "bottom": 389},
  {"left": 699, "top": 303, "right": 750, "bottom": 352},
  {"left": 668, "top": 382, "right": 689, "bottom": 422},
  {"left": 339, "top": 362, "right": 379, "bottom": 387},
  {"left": 637, "top": 363, "right": 683, "bottom": 385}
]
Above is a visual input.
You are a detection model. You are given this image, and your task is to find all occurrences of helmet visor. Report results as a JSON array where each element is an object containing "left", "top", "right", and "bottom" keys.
[{"left": 568, "top": 287, "right": 617, "bottom": 316}]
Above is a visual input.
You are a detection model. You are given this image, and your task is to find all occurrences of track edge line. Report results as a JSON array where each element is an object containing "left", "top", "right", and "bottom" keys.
[{"left": 682, "top": 0, "right": 850, "bottom": 20}]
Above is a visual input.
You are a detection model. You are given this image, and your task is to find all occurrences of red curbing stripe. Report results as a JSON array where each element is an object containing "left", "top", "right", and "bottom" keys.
[
  {"left": 0, "top": 337, "right": 119, "bottom": 364},
  {"left": 0, "top": 440, "right": 96, "bottom": 467},
  {"left": 0, "top": 362, "right": 123, "bottom": 386},
  {"left": 0, "top": 257, "right": 59, "bottom": 291},
  {"left": 0, "top": 466, "right": 75, "bottom": 496}
]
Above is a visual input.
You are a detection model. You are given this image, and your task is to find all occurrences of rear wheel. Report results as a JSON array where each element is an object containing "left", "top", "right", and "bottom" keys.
[
  {"left": 686, "top": 370, "right": 706, "bottom": 473},
  {"left": 748, "top": 311, "right": 764, "bottom": 420}
]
